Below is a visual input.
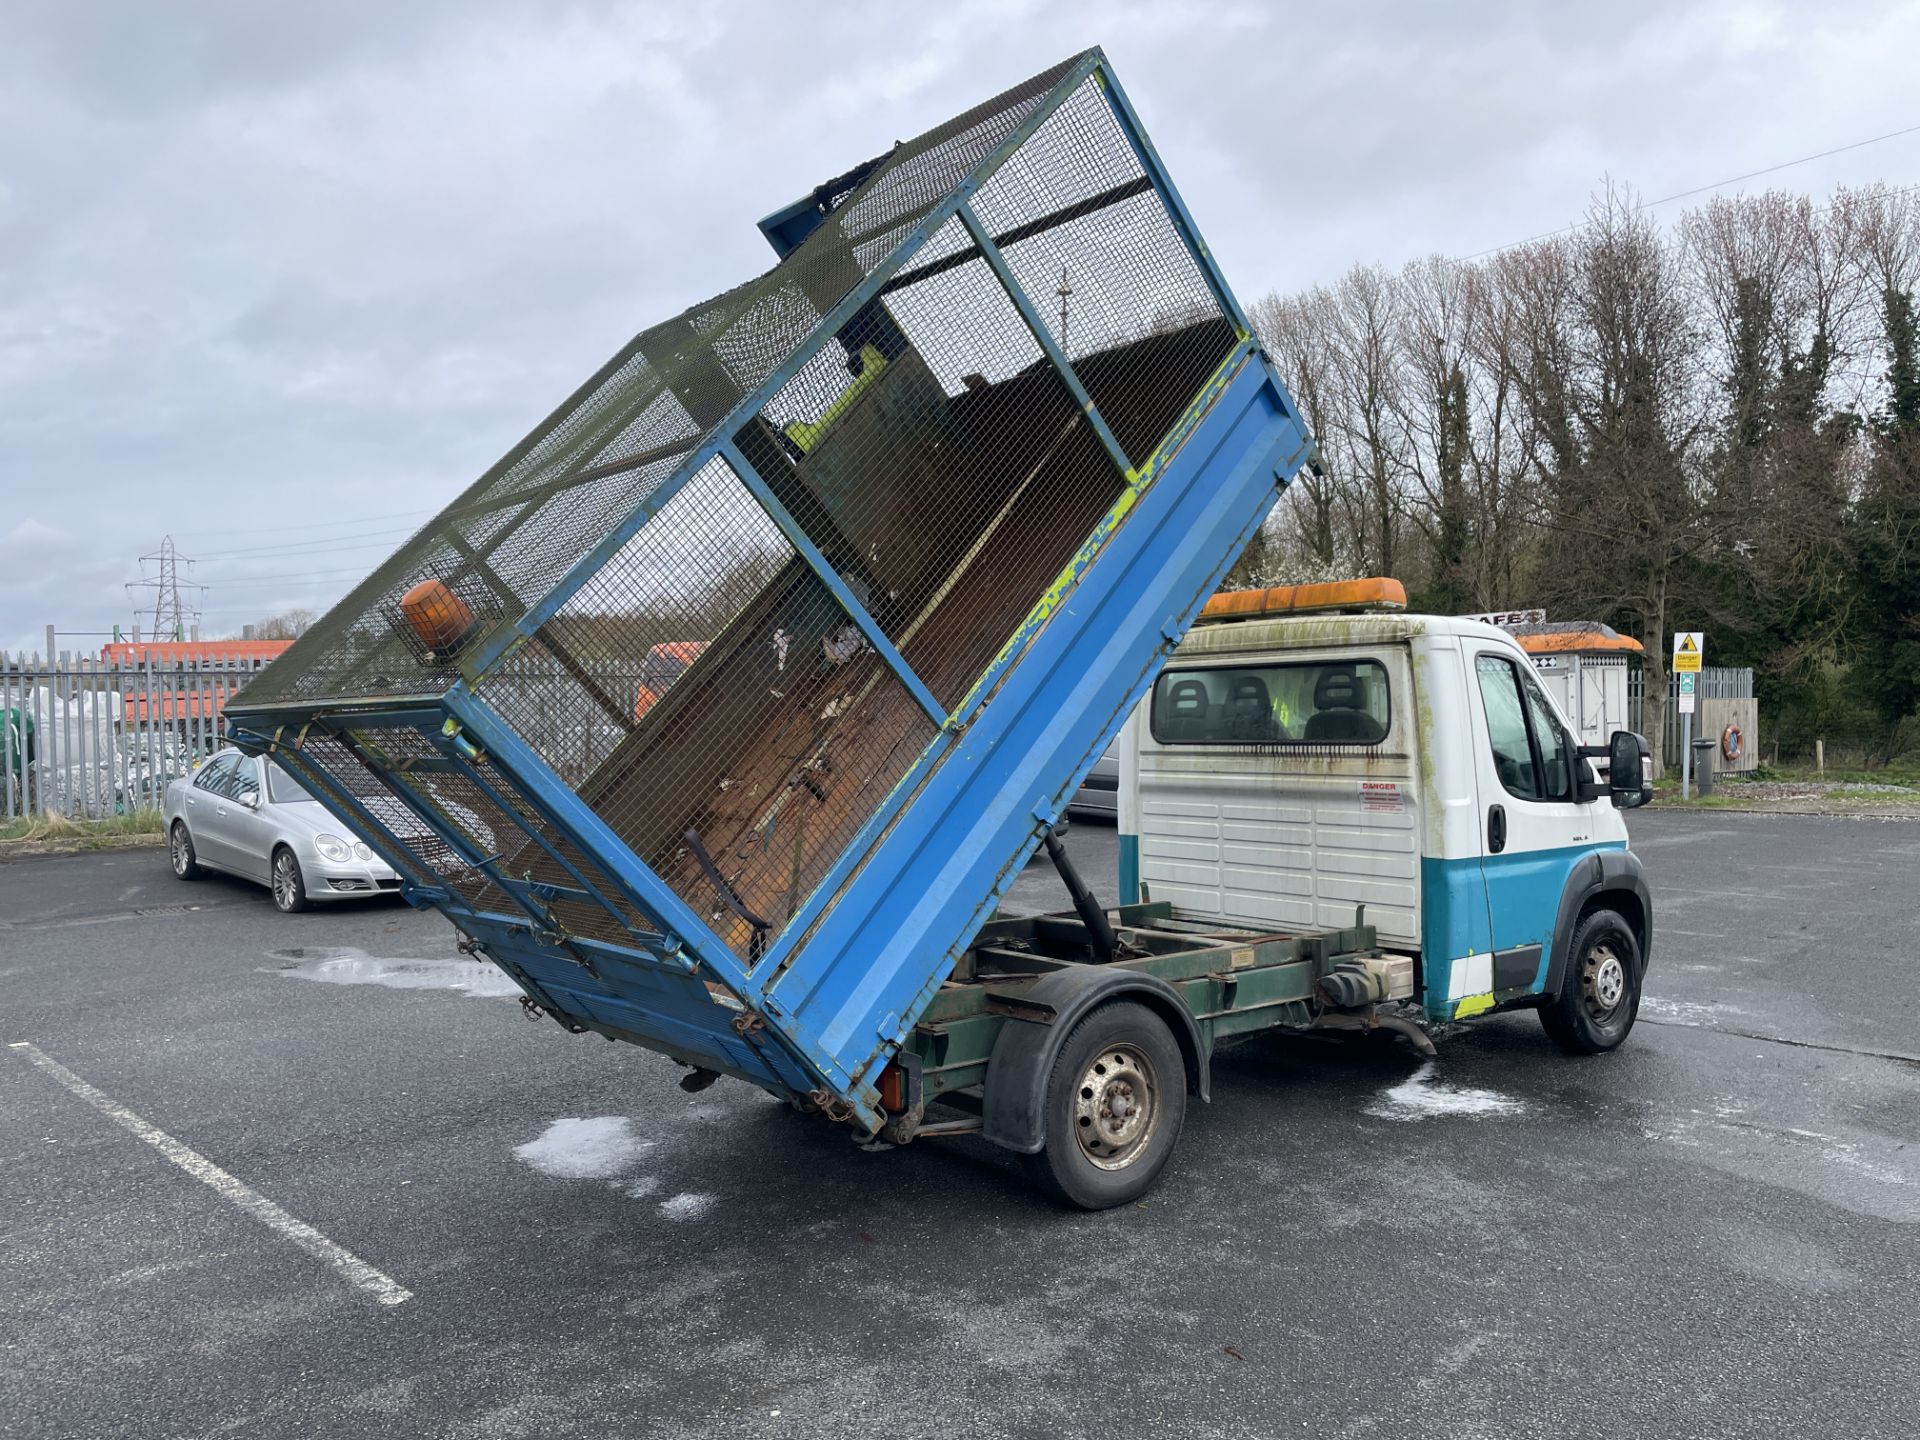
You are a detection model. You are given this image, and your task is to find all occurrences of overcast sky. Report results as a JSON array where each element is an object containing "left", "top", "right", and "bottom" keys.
[{"left": 3, "top": 0, "right": 1916, "bottom": 655}]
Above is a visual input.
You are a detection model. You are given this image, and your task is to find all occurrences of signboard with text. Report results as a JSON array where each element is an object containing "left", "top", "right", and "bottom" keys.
[{"left": 1673, "top": 631, "right": 1703, "bottom": 674}]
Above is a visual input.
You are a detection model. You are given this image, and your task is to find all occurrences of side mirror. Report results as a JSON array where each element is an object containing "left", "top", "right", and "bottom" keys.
[{"left": 1608, "top": 730, "right": 1652, "bottom": 809}]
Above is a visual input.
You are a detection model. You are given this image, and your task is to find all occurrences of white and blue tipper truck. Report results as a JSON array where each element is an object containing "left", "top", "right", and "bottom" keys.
[
  {"left": 224, "top": 47, "right": 1655, "bottom": 1209},
  {"left": 1120, "top": 578, "right": 1654, "bottom": 1047}
]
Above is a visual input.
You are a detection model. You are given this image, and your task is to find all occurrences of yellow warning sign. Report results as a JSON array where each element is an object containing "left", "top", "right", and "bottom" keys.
[{"left": 1673, "top": 631, "right": 1703, "bottom": 674}]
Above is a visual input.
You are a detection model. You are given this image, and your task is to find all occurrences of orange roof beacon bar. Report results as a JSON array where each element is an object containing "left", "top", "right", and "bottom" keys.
[{"left": 1197, "top": 577, "right": 1407, "bottom": 624}]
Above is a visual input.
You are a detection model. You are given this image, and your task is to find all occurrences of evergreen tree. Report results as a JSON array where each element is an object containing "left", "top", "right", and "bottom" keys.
[
  {"left": 1849, "top": 288, "right": 1920, "bottom": 759},
  {"left": 1418, "top": 362, "right": 1475, "bottom": 611}
]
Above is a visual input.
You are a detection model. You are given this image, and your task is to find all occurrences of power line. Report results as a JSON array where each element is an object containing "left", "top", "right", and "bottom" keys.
[
  {"left": 1639, "top": 122, "right": 1920, "bottom": 210},
  {"left": 189, "top": 527, "right": 418, "bottom": 560},
  {"left": 1463, "top": 125, "right": 1920, "bottom": 261},
  {"left": 181, "top": 506, "right": 440, "bottom": 540},
  {"left": 196, "top": 571, "right": 374, "bottom": 591}
]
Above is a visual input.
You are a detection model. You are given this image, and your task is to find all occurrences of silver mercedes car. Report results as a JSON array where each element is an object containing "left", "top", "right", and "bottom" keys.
[
  {"left": 1067, "top": 736, "right": 1119, "bottom": 821},
  {"left": 164, "top": 749, "right": 401, "bottom": 911}
]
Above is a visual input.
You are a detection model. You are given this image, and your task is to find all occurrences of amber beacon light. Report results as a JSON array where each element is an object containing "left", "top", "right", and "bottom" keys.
[{"left": 399, "top": 579, "right": 477, "bottom": 655}]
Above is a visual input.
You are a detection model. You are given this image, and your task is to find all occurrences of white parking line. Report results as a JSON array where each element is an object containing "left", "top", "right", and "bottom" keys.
[{"left": 9, "top": 1041, "right": 412, "bottom": 1307}]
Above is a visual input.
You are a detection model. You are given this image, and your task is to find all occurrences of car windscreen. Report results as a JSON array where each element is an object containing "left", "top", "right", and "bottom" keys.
[
  {"left": 266, "top": 761, "right": 316, "bottom": 804},
  {"left": 1150, "top": 659, "right": 1391, "bottom": 745}
]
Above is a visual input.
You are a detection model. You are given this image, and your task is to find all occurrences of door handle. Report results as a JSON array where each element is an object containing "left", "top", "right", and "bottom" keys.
[{"left": 1487, "top": 804, "right": 1507, "bottom": 854}]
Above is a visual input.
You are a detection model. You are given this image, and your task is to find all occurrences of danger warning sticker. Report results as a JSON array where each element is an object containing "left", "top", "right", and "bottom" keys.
[{"left": 1360, "top": 781, "right": 1405, "bottom": 813}]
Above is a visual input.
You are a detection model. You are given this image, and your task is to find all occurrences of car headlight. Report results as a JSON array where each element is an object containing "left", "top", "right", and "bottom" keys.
[
  {"left": 354, "top": 842, "right": 375, "bottom": 861},
  {"left": 314, "top": 834, "right": 352, "bottom": 863}
]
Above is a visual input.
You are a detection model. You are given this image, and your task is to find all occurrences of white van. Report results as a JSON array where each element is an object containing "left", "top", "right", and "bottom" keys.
[{"left": 1117, "top": 580, "right": 1654, "bottom": 1052}]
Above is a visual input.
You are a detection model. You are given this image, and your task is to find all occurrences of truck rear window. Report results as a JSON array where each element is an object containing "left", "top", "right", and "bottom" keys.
[{"left": 1150, "top": 660, "right": 1391, "bottom": 745}]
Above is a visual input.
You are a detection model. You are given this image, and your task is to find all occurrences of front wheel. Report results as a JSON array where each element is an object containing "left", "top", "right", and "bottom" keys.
[
  {"left": 1539, "top": 908, "right": 1641, "bottom": 1054},
  {"left": 1020, "top": 1001, "right": 1187, "bottom": 1210},
  {"left": 169, "top": 822, "right": 202, "bottom": 881},
  {"left": 271, "top": 847, "right": 310, "bottom": 913}
]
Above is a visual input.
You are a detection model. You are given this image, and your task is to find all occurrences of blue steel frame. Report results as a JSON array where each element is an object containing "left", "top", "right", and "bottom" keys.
[{"left": 228, "top": 49, "right": 1316, "bottom": 1130}]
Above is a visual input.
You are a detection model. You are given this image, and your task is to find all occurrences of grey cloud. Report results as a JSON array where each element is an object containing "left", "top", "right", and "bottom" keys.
[{"left": 2, "top": 0, "right": 1914, "bottom": 653}]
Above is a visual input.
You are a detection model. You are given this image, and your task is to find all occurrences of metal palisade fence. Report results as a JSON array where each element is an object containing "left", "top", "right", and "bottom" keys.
[
  {"left": 1626, "top": 664, "right": 1757, "bottom": 770},
  {"left": 0, "top": 652, "right": 270, "bottom": 820}
]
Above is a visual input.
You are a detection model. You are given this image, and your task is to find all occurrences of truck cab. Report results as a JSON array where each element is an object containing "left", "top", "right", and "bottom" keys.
[{"left": 1118, "top": 578, "right": 1654, "bottom": 1050}]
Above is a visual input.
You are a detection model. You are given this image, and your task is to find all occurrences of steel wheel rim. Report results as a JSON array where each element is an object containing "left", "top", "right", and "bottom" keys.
[
  {"left": 1072, "top": 1044, "right": 1158, "bottom": 1171},
  {"left": 273, "top": 853, "right": 297, "bottom": 909},
  {"left": 1582, "top": 942, "right": 1626, "bottom": 1020},
  {"left": 170, "top": 829, "right": 189, "bottom": 875}
]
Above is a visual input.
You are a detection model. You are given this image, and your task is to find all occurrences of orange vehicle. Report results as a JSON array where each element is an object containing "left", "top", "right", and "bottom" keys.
[{"left": 633, "top": 641, "right": 706, "bottom": 721}]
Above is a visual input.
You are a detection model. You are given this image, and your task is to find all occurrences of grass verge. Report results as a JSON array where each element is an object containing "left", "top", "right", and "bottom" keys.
[{"left": 0, "top": 809, "right": 168, "bottom": 853}]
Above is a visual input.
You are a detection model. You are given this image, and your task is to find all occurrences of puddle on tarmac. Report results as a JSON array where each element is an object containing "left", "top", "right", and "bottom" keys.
[
  {"left": 1365, "top": 1062, "right": 1526, "bottom": 1121},
  {"left": 269, "top": 946, "right": 521, "bottom": 998},
  {"left": 1642, "top": 996, "right": 1748, "bottom": 1025},
  {"left": 1643, "top": 1095, "right": 1918, "bottom": 1222}
]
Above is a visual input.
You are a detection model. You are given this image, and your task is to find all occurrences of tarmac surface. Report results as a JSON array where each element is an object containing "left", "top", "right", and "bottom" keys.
[{"left": 3, "top": 810, "right": 1916, "bottom": 1439}]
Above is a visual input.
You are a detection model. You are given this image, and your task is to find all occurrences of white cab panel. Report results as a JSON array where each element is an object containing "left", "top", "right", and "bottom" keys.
[{"left": 1134, "top": 642, "right": 1421, "bottom": 948}]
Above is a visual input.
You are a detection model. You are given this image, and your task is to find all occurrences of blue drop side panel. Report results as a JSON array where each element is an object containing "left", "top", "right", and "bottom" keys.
[{"left": 767, "top": 357, "right": 1309, "bottom": 1094}]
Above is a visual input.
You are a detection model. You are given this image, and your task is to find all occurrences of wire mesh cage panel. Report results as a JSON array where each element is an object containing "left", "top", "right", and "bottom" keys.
[
  {"left": 227, "top": 47, "right": 1306, "bottom": 1117},
  {"left": 547, "top": 559, "right": 938, "bottom": 961},
  {"left": 234, "top": 53, "right": 1080, "bottom": 710},
  {"left": 968, "top": 75, "right": 1236, "bottom": 466}
]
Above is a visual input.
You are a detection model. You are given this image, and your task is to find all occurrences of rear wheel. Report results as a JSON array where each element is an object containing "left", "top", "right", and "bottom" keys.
[
  {"left": 271, "top": 847, "right": 310, "bottom": 913},
  {"left": 1020, "top": 1001, "right": 1186, "bottom": 1209},
  {"left": 1540, "top": 908, "right": 1641, "bottom": 1054},
  {"left": 169, "top": 822, "right": 202, "bottom": 881}
]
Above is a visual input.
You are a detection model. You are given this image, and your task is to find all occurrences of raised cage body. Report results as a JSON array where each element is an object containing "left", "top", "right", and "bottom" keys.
[{"left": 226, "top": 48, "right": 1314, "bottom": 1131}]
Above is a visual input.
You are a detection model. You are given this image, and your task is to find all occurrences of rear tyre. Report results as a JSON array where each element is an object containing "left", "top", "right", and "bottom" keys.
[
  {"left": 169, "top": 822, "right": 202, "bottom": 881},
  {"left": 271, "top": 846, "right": 310, "bottom": 914},
  {"left": 1540, "top": 908, "right": 1641, "bottom": 1054},
  {"left": 1020, "top": 1001, "right": 1187, "bottom": 1210}
]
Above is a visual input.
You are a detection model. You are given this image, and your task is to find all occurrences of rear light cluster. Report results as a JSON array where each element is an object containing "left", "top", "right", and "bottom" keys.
[{"left": 878, "top": 1062, "right": 909, "bottom": 1114}]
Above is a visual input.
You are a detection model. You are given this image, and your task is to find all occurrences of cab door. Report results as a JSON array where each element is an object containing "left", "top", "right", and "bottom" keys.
[{"left": 1460, "top": 648, "right": 1603, "bottom": 1010}]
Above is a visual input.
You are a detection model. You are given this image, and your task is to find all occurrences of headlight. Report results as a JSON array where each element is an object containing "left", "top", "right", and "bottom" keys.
[
  {"left": 353, "top": 842, "right": 375, "bottom": 861},
  {"left": 314, "top": 834, "right": 352, "bottom": 863}
]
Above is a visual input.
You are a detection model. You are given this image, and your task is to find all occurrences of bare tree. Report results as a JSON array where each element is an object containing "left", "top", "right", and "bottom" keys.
[
  {"left": 1319, "top": 265, "right": 1416, "bottom": 576},
  {"left": 250, "top": 609, "right": 316, "bottom": 641},
  {"left": 1396, "top": 255, "right": 1477, "bottom": 609},
  {"left": 1235, "top": 177, "right": 1919, "bottom": 766},
  {"left": 1531, "top": 187, "right": 1717, "bottom": 765},
  {"left": 1251, "top": 288, "right": 1343, "bottom": 567}
]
